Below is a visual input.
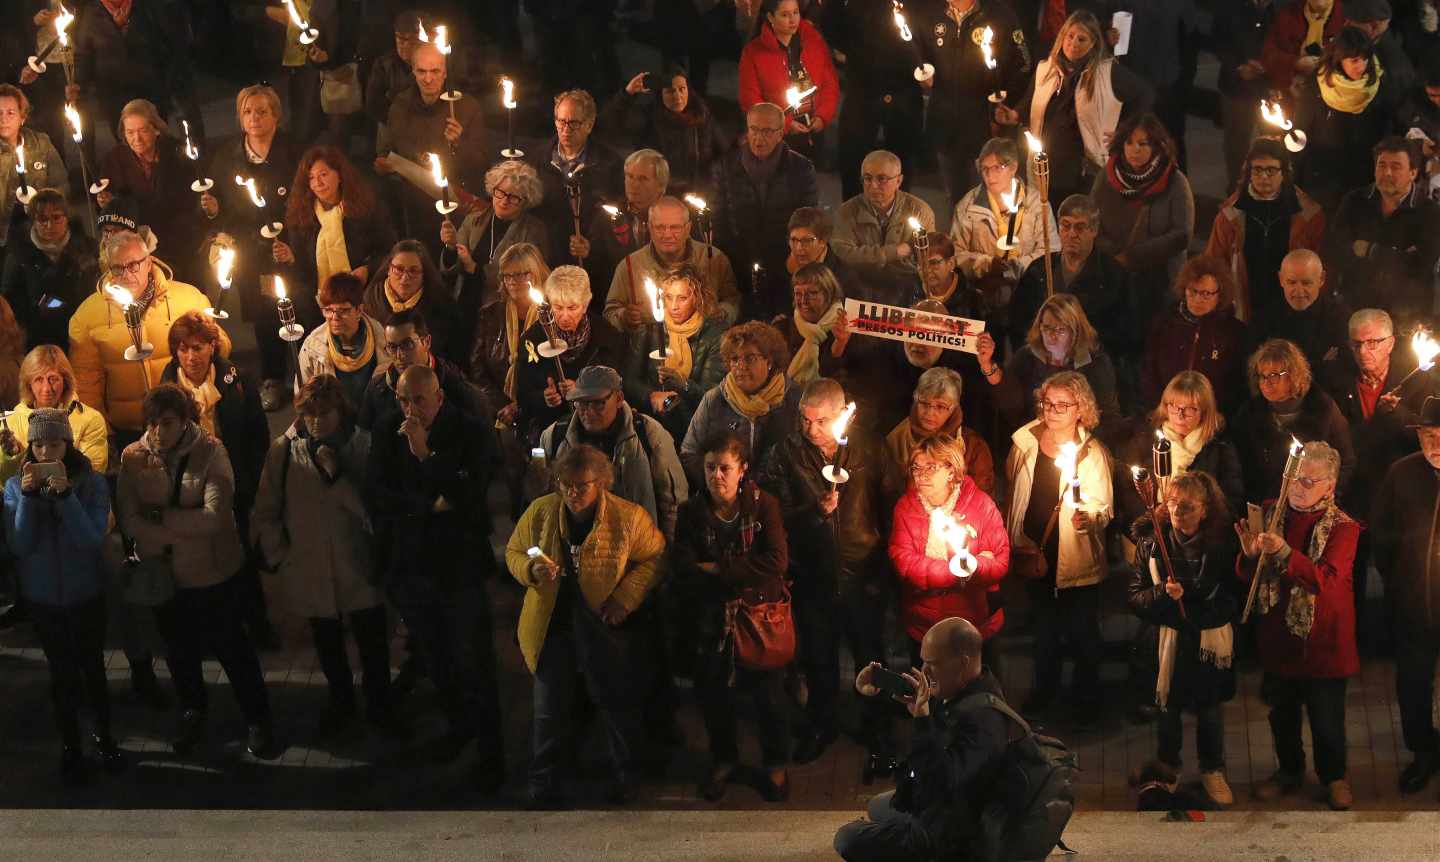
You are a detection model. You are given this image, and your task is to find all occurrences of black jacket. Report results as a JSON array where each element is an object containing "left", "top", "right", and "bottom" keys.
[
  {"left": 917, "top": 0, "right": 1031, "bottom": 142},
  {"left": 286, "top": 206, "right": 397, "bottom": 327},
  {"left": 1326, "top": 183, "right": 1440, "bottom": 324},
  {"left": 205, "top": 133, "right": 303, "bottom": 311},
  {"left": 513, "top": 316, "right": 625, "bottom": 444},
  {"left": 159, "top": 355, "right": 269, "bottom": 507},
  {"left": 526, "top": 139, "right": 622, "bottom": 264},
  {"left": 73, "top": 0, "right": 196, "bottom": 109},
  {"left": 1, "top": 224, "right": 98, "bottom": 352},
  {"left": 1295, "top": 74, "right": 1398, "bottom": 208},
  {"left": 357, "top": 355, "right": 489, "bottom": 432},
  {"left": 360, "top": 281, "right": 467, "bottom": 374},
  {"left": 1113, "top": 423, "right": 1246, "bottom": 525},
  {"left": 1013, "top": 249, "right": 1137, "bottom": 359},
  {"left": 1212, "top": 0, "right": 1274, "bottom": 101},
  {"left": 1232, "top": 386, "right": 1356, "bottom": 504},
  {"left": 597, "top": 89, "right": 729, "bottom": 196},
  {"left": 1373, "top": 452, "right": 1440, "bottom": 629},
  {"left": 1255, "top": 293, "right": 1352, "bottom": 382}
]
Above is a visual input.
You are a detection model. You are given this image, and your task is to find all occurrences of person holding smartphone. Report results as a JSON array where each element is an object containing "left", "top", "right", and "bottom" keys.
[{"left": 4, "top": 408, "right": 122, "bottom": 784}]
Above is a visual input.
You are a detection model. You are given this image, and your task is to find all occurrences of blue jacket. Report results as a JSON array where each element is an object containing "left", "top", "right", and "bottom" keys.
[{"left": 4, "top": 469, "right": 111, "bottom": 607}]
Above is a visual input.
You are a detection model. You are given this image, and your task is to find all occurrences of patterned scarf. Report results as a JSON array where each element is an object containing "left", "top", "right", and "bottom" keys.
[
  {"left": 1255, "top": 498, "right": 1351, "bottom": 640},
  {"left": 175, "top": 364, "right": 221, "bottom": 437},
  {"left": 663, "top": 310, "right": 705, "bottom": 382},
  {"left": 327, "top": 322, "right": 375, "bottom": 373},
  {"left": 722, "top": 371, "right": 786, "bottom": 421},
  {"left": 786, "top": 303, "right": 839, "bottom": 384},
  {"left": 1107, "top": 154, "right": 1174, "bottom": 201},
  {"left": 557, "top": 313, "right": 592, "bottom": 362}
]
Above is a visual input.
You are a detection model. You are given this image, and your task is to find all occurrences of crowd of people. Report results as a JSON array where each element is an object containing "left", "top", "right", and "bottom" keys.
[{"left": 5, "top": 0, "right": 1440, "bottom": 849}]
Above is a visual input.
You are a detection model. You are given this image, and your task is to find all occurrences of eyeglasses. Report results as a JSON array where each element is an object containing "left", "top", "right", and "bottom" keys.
[
  {"left": 1039, "top": 324, "right": 1070, "bottom": 338},
  {"left": 909, "top": 462, "right": 951, "bottom": 478},
  {"left": 979, "top": 163, "right": 1014, "bottom": 176},
  {"left": 110, "top": 257, "right": 148, "bottom": 277},
  {"left": 1165, "top": 500, "right": 1203, "bottom": 516},
  {"left": 34, "top": 213, "right": 67, "bottom": 226},
  {"left": 384, "top": 337, "right": 419, "bottom": 354},
  {"left": 1294, "top": 474, "right": 1331, "bottom": 490},
  {"left": 573, "top": 397, "right": 612, "bottom": 412},
  {"left": 726, "top": 353, "right": 768, "bottom": 368},
  {"left": 1165, "top": 403, "right": 1200, "bottom": 418},
  {"left": 554, "top": 118, "right": 588, "bottom": 131},
  {"left": 1038, "top": 399, "right": 1077, "bottom": 414},
  {"left": 558, "top": 479, "right": 598, "bottom": 493},
  {"left": 747, "top": 125, "right": 784, "bottom": 137},
  {"left": 389, "top": 263, "right": 423, "bottom": 280},
  {"left": 1351, "top": 335, "right": 1393, "bottom": 351},
  {"left": 1257, "top": 370, "right": 1290, "bottom": 384},
  {"left": 924, "top": 256, "right": 953, "bottom": 267},
  {"left": 1185, "top": 286, "right": 1220, "bottom": 299},
  {"left": 1250, "top": 166, "right": 1283, "bottom": 178},
  {"left": 499, "top": 272, "right": 531, "bottom": 285},
  {"left": 788, "top": 235, "right": 819, "bottom": 247},
  {"left": 861, "top": 173, "right": 899, "bottom": 186},
  {"left": 915, "top": 398, "right": 956, "bottom": 413},
  {"left": 492, "top": 187, "right": 526, "bottom": 207},
  {"left": 793, "top": 288, "right": 825, "bottom": 302},
  {"left": 320, "top": 305, "right": 359, "bottom": 319}
]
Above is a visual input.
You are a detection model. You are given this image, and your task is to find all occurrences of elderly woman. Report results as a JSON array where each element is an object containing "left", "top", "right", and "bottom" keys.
[
  {"left": 1233, "top": 338, "right": 1355, "bottom": 505},
  {"left": 680, "top": 320, "right": 796, "bottom": 485},
  {"left": 1005, "top": 370, "right": 1113, "bottom": 724},
  {"left": 68, "top": 229, "right": 229, "bottom": 441},
  {"left": 298, "top": 272, "right": 391, "bottom": 411},
  {"left": 118, "top": 385, "right": 281, "bottom": 760},
  {"left": 623, "top": 263, "right": 727, "bottom": 442},
  {"left": 97, "top": 100, "right": 202, "bottom": 281},
  {"left": 1237, "top": 441, "right": 1360, "bottom": 811},
  {"left": 2, "top": 188, "right": 97, "bottom": 351},
  {"left": 160, "top": 310, "right": 273, "bottom": 646},
  {"left": 772, "top": 262, "right": 849, "bottom": 387},
  {"left": 883, "top": 367, "right": 996, "bottom": 505},
  {"left": 917, "top": 232, "right": 985, "bottom": 320},
  {"left": 890, "top": 435, "right": 1010, "bottom": 675},
  {"left": 979, "top": 292, "right": 1123, "bottom": 445},
  {"left": 252, "top": 375, "right": 401, "bottom": 741},
  {"left": 1128, "top": 471, "right": 1241, "bottom": 808},
  {"left": 507, "top": 443, "right": 666, "bottom": 808},
  {"left": 440, "top": 159, "right": 551, "bottom": 326},
  {"left": 602, "top": 65, "right": 729, "bottom": 196},
  {"left": 949, "top": 138, "right": 1061, "bottom": 332},
  {"left": 362, "top": 240, "right": 464, "bottom": 368},
  {"left": 1092, "top": 113, "right": 1195, "bottom": 327},
  {"left": 0, "top": 346, "right": 109, "bottom": 484},
  {"left": 995, "top": 11, "right": 1154, "bottom": 205},
  {"left": 1140, "top": 256, "right": 1251, "bottom": 416},
  {"left": 1295, "top": 27, "right": 1398, "bottom": 208},
  {"left": 672, "top": 431, "right": 790, "bottom": 803},
  {"left": 472, "top": 243, "right": 550, "bottom": 425},
  {"left": 738, "top": 0, "right": 840, "bottom": 160},
  {"left": 0, "top": 84, "right": 67, "bottom": 255},
  {"left": 513, "top": 265, "right": 624, "bottom": 446}
]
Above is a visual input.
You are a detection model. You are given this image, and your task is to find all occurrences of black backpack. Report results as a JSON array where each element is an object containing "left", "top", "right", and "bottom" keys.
[{"left": 951, "top": 693, "right": 1078, "bottom": 862}]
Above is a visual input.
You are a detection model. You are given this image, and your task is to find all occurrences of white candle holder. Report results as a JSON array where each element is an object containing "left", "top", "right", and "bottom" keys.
[
  {"left": 1284, "top": 130, "right": 1307, "bottom": 153},
  {"left": 260, "top": 221, "right": 285, "bottom": 240},
  {"left": 821, "top": 465, "right": 850, "bottom": 484},
  {"left": 89, "top": 178, "right": 110, "bottom": 196},
  {"left": 913, "top": 63, "right": 934, "bottom": 83},
  {"left": 191, "top": 178, "right": 214, "bottom": 194}
]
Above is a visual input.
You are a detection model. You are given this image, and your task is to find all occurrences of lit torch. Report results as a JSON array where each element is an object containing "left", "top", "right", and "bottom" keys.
[
  {"left": 1130, "top": 464, "right": 1186, "bottom": 618},
  {"left": 892, "top": 1, "right": 933, "bottom": 82},
  {"left": 283, "top": 0, "right": 320, "bottom": 46},
  {"left": 981, "top": 26, "right": 1005, "bottom": 103},
  {"left": 1026, "top": 130, "right": 1054, "bottom": 296},
  {"left": 63, "top": 102, "right": 99, "bottom": 225},
  {"left": 1260, "top": 99, "right": 1307, "bottom": 153},
  {"left": 821, "top": 401, "right": 858, "bottom": 490},
  {"left": 528, "top": 285, "right": 570, "bottom": 381},
  {"left": 500, "top": 77, "right": 523, "bottom": 158},
  {"left": 105, "top": 284, "right": 154, "bottom": 387},
  {"left": 931, "top": 508, "right": 979, "bottom": 579},
  {"left": 645, "top": 277, "right": 668, "bottom": 362},
  {"left": 996, "top": 178, "right": 1020, "bottom": 250},
  {"left": 205, "top": 243, "right": 236, "bottom": 320},
  {"left": 1242, "top": 438, "right": 1306, "bottom": 622},
  {"left": 1383, "top": 327, "right": 1440, "bottom": 399},
  {"left": 428, "top": 152, "right": 457, "bottom": 216},
  {"left": 26, "top": 5, "right": 75, "bottom": 77},
  {"left": 182, "top": 119, "right": 213, "bottom": 196},
  {"left": 13, "top": 142, "right": 33, "bottom": 205},
  {"left": 908, "top": 215, "right": 928, "bottom": 269},
  {"left": 434, "top": 26, "right": 463, "bottom": 121}
]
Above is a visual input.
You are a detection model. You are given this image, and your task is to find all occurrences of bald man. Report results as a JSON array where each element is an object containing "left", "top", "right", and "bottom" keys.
[
  {"left": 831, "top": 150, "right": 936, "bottom": 305},
  {"left": 368, "top": 363, "right": 506, "bottom": 793},
  {"left": 835, "top": 617, "right": 1010, "bottom": 861},
  {"left": 603, "top": 196, "right": 740, "bottom": 331},
  {"left": 1260, "top": 250, "right": 1352, "bottom": 376}
]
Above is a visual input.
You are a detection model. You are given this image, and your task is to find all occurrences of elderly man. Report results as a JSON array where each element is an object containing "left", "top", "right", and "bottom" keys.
[
  {"left": 573, "top": 149, "right": 669, "bottom": 291},
  {"left": 602, "top": 196, "right": 739, "bottom": 332},
  {"left": 537, "top": 366, "right": 688, "bottom": 541},
  {"left": 758, "top": 378, "right": 888, "bottom": 769},
  {"left": 1372, "top": 396, "right": 1440, "bottom": 795},
  {"left": 358, "top": 309, "right": 488, "bottom": 431},
  {"left": 367, "top": 365, "right": 505, "bottom": 793},
  {"left": 832, "top": 150, "right": 936, "bottom": 307},
  {"left": 1204, "top": 137, "right": 1326, "bottom": 323},
  {"left": 1259, "top": 250, "right": 1352, "bottom": 377},
  {"left": 711, "top": 102, "right": 819, "bottom": 321},
  {"left": 833, "top": 617, "right": 1011, "bottom": 862},
  {"left": 528, "top": 90, "right": 622, "bottom": 264},
  {"left": 1011, "top": 195, "right": 1131, "bottom": 361},
  {"left": 1327, "top": 137, "right": 1440, "bottom": 327}
]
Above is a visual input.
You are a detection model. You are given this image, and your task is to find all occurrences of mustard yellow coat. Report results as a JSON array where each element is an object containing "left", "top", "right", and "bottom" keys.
[{"left": 506, "top": 491, "right": 666, "bottom": 674}]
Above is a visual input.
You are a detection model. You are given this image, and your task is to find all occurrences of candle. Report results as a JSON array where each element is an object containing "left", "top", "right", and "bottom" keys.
[
  {"left": 999, "top": 179, "right": 1019, "bottom": 248},
  {"left": 236, "top": 175, "right": 266, "bottom": 209},
  {"left": 63, "top": 103, "right": 98, "bottom": 225},
  {"left": 602, "top": 203, "right": 620, "bottom": 221},
  {"left": 891, "top": 1, "right": 933, "bottom": 81},
  {"left": 427, "top": 152, "right": 457, "bottom": 215},
  {"left": 822, "top": 401, "right": 858, "bottom": 490},
  {"left": 526, "top": 546, "right": 558, "bottom": 570},
  {"left": 206, "top": 245, "right": 236, "bottom": 320},
  {"left": 13, "top": 141, "right": 33, "bottom": 205},
  {"left": 930, "top": 508, "right": 978, "bottom": 579},
  {"left": 645, "top": 276, "right": 667, "bottom": 361},
  {"left": 27, "top": 5, "right": 75, "bottom": 75},
  {"left": 282, "top": 0, "right": 320, "bottom": 45},
  {"left": 1260, "top": 99, "right": 1307, "bottom": 152},
  {"left": 980, "top": 26, "right": 1004, "bottom": 103},
  {"left": 784, "top": 85, "right": 818, "bottom": 127},
  {"left": 1056, "top": 440, "right": 1081, "bottom": 506},
  {"left": 1383, "top": 327, "right": 1440, "bottom": 399},
  {"left": 500, "top": 77, "right": 523, "bottom": 158},
  {"left": 182, "top": 120, "right": 213, "bottom": 194}
]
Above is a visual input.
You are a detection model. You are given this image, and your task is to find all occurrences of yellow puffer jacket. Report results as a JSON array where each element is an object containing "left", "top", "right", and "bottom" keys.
[
  {"left": 67, "top": 261, "right": 231, "bottom": 433},
  {"left": 506, "top": 491, "right": 666, "bottom": 674}
]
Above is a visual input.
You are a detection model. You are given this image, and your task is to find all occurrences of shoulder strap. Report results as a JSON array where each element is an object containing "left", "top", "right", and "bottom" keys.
[
  {"left": 168, "top": 454, "right": 191, "bottom": 507},
  {"left": 633, "top": 415, "right": 655, "bottom": 463},
  {"left": 953, "top": 691, "right": 1033, "bottom": 739}
]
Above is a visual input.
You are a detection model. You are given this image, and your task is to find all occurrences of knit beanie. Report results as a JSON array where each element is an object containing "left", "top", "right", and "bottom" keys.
[{"left": 27, "top": 408, "right": 72, "bottom": 444}]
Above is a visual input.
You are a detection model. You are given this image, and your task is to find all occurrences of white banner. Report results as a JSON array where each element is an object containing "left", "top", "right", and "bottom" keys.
[{"left": 844, "top": 299, "right": 986, "bottom": 354}]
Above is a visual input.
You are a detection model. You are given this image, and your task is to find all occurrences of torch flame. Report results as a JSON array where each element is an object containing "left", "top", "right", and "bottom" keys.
[
  {"left": 416, "top": 21, "right": 428, "bottom": 42},
  {"left": 1413, "top": 328, "right": 1440, "bottom": 372},
  {"left": 981, "top": 26, "right": 996, "bottom": 70},
  {"left": 644, "top": 277, "right": 664, "bottom": 324},
  {"left": 1025, "top": 130, "right": 1044, "bottom": 154},
  {"left": 64, "top": 103, "right": 82, "bottom": 143},
  {"left": 1259, "top": 100, "right": 1293, "bottom": 132},
  {"left": 527, "top": 286, "right": 546, "bottom": 307},
  {"left": 1289, "top": 437, "right": 1304, "bottom": 457},
  {"left": 929, "top": 509, "right": 975, "bottom": 577},
  {"left": 55, "top": 6, "right": 75, "bottom": 48},
  {"left": 14, "top": 142, "right": 25, "bottom": 176},
  {"left": 1155, "top": 428, "right": 1166, "bottom": 443},
  {"left": 785, "top": 85, "right": 818, "bottom": 109},
  {"left": 216, "top": 246, "right": 236, "bottom": 289},
  {"left": 906, "top": 216, "right": 923, "bottom": 233},
  {"left": 427, "top": 153, "right": 448, "bottom": 190},
  {"left": 601, "top": 204, "right": 620, "bottom": 217},
  {"left": 1000, "top": 178, "right": 1019, "bottom": 213},
  {"left": 274, "top": 276, "right": 287, "bottom": 301},
  {"left": 433, "top": 25, "right": 451, "bottom": 55},
  {"left": 683, "top": 194, "right": 707, "bottom": 212},
  {"left": 1056, "top": 441, "right": 1080, "bottom": 487},
  {"left": 283, "top": 0, "right": 307, "bottom": 29},
  {"left": 830, "top": 401, "right": 857, "bottom": 447},
  {"left": 237, "top": 176, "right": 265, "bottom": 208},
  {"left": 1131, "top": 465, "right": 1144, "bottom": 480},
  {"left": 501, "top": 77, "right": 516, "bottom": 110},
  {"left": 892, "top": 2, "right": 913, "bottom": 42},
  {"left": 104, "top": 284, "right": 134, "bottom": 307},
  {"left": 182, "top": 120, "right": 199, "bottom": 162}
]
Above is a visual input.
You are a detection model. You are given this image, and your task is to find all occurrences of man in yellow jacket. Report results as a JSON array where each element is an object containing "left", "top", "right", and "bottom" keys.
[
  {"left": 507, "top": 443, "right": 666, "bottom": 809},
  {"left": 67, "top": 230, "right": 230, "bottom": 440}
]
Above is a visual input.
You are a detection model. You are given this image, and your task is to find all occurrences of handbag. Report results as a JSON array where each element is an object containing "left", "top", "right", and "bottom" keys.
[
  {"left": 726, "top": 584, "right": 795, "bottom": 671},
  {"left": 122, "top": 454, "right": 189, "bottom": 606},
  {"left": 320, "top": 62, "right": 362, "bottom": 116},
  {"left": 1011, "top": 505, "right": 1058, "bottom": 580}
]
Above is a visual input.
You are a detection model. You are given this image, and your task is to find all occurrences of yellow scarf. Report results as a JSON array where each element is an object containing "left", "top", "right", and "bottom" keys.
[
  {"left": 662, "top": 311, "right": 705, "bottom": 381},
  {"left": 987, "top": 186, "right": 1025, "bottom": 256},
  {"left": 1302, "top": 4, "right": 1329, "bottom": 53},
  {"left": 176, "top": 365, "right": 222, "bottom": 437},
  {"left": 282, "top": 0, "right": 314, "bottom": 67},
  {"left": 786, "top": 303, "right": 839, "bottom": 384},
  {"left": 384, "top": 281, "right": 424, "bottom": 312},
  {"left": 1317, "top": 60, "right": 1383, "bottom": 114},
  {"left": 328, "top": 323, "right": 375, "bottom": 373},
  {"left": 314, "top": 201, "right": 352, "bottom": 289},
  {"left": 502, "top": 299, "right": 541, "bottom": 403},
  {"left": 722, "top": 371, "right": 786, "bottom": 422}
]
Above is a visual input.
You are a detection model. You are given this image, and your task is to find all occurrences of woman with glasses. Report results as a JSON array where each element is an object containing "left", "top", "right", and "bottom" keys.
[
  {"left": 622, "top": 263, "right": 727, "bottom": 442},
  {"left": 979, "top": 292, "right": 1122, "bottom": 446},
  {"left": 507, "top": 443, "right": 666, "bottom": 808},
  {"left": 915, "top": 232, "right": 983, "bottom": 320},
  {"left": 1127, "top": 471, "right": 1241, "bottom": 807},
  {"left": 1140, "top": 256, "right": 1251, "bottom": 416},
  {"left": 0, "top": 84, "right": 66, "bottom": 263},
  {"left": 471, "top": 243, "right": 551, "bottom": 432},
  {"left": 882, "top": 366, "right": 996, "bottom": 507},
  {"left": 298, "top": 272, "right": 391, "bottom": 411},
  {"left": 738, "top": 0, "right": 840, "bottom": 160},
  {"left": 771, "top": 262, "right": 848, "bottom": 388},
  {"left": 1233, "top": 338, "right": 1355, "bottom": 505},
  {"left": 1004, "top": 370, "right": 1113, "bottom": 725},
  {"left": 2, "top": 188, "right": 97, "bottom": 352},
  {"left": 440, "top": 159, "right": 550, "bottom": 330},
  {"left": 362, "top": 240, "right": 464, "bottom": 370}
]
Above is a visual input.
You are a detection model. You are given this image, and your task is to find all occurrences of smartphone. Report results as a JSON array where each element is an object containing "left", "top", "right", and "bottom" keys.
[
  {"left": 640, "top": 72, "right": 653, "bottom": 92},
  {"left": 871, "top": 666, "right": 916, "bottom": 699},
  {"left": 1247, "top": 502, "right": 1263, "bottom": 535},
  {"left": 530, "top": 447, "right": 546, "bottom": 463},
  {"left": 29, "top": 461, "right": 64, "bottom": 483}
]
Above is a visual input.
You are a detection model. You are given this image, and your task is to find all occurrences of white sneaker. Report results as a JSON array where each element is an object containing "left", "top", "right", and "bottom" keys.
[{"left": 1201, "top": 770, "right": 1234, "bottom": 806}]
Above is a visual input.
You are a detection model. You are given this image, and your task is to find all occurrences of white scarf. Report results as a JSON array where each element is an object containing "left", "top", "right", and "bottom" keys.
[
  {"left": 919, "top": 485, "right": 963, "bottom": 561},
  {"left": 1161, "top": 423, "right": 1209, "bottom": 475},
  {"left": 786, "top": 303, "right": 840, "bottom": 384},
  {"left": 1151, "top": 554, "right": 1233, "bottom": 709}
]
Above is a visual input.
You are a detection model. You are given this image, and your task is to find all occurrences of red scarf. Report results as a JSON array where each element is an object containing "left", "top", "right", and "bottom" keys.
[{"left": 101, "top": 0, "right": 134, "bottom": 29}]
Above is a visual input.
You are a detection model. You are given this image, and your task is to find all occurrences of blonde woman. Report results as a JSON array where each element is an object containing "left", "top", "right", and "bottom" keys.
[
  {"left": 471, "top": 243, "right": 551, "bottom": 427},
  {"left": 0, "top": 346, "right": 109, "bottom": 485},
  {"left": 1004, "top": 370, "right": 1113, "bottom": 724},
  {"left": 623, "top": 264, "right": 728, "bottom": 440},
  {"left": 440, "top": 159, "right": 551, "bottom": 313}
]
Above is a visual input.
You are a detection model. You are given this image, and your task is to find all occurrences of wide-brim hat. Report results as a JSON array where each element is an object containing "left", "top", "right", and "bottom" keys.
[{"left": 1407, "top": 396, "right": 1440, "bottom": 428}]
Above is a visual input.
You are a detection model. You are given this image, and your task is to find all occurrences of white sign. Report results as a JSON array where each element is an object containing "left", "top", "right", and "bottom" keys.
[
  {"left": 1111, "top": 12, "right": 1133, "bottom": 57},
  {"left": 844, "top": 299, "right": 986, "bottom": 354}
]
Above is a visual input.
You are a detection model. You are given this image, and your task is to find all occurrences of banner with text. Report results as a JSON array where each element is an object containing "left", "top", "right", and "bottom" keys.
[{"left": 844, "top": 299, "right": 986, "bottom": 354}]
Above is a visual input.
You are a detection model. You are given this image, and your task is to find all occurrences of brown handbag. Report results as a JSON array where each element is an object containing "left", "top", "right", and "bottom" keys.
[
  {"left": 726, "top": 584, "right": 796, "bottom": 672},
  {"left": 1012, "top": 503, "right": 1060, "bottom": 580}
]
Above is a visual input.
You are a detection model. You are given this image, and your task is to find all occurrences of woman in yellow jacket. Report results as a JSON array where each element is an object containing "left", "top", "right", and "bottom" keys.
[
  {"left": 67, "top": 230, "right": 229, "bottom": 440},
  {"left": 506, "top": 443, "right": 666, "bottom": 809}
]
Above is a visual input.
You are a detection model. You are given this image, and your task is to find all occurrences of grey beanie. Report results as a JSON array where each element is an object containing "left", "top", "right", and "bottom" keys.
[{"left": 27, "top": 408, "right": 72, "bottom": 444}]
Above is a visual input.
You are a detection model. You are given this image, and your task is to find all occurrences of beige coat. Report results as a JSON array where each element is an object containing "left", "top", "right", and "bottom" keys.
[
  {"left": 295, "top": 315, "right": 393, "bottom": 395},
  {"left": 830, "top": 190, "right": 935, "bottom": 298},
  {"left": 603, "top": 241, "right": 739, "bottom": 333},
  {"left": 950, "top": 184, "right": 1061, "bottom": 283},
  {"left": 1004, "top": 419, "right": 1113, "bottom": 589}
]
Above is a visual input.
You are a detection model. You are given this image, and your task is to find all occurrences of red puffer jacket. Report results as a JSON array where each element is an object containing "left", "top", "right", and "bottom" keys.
[
  {"left": 738, "top": 20, "right": 840, "bottom": 133},
  {"left": 889, "top": 479, "right": 1010, "bottom": 643}
]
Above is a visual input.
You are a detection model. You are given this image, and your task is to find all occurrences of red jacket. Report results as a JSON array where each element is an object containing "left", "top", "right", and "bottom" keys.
[
  {"left": 738, "top": 20, "right": 840, "bottom": 133},
  {"left": 889, "top": 479, "right": 1010, "bottom": 643},
  {"left": 1236, "top": 502, "right": 1361, "bottom": 679},
  {"left": 1261, "top": 1, "right": 1346, "bottom": 92}
]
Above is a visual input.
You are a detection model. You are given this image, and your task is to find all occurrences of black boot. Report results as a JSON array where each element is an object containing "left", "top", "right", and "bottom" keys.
[
  {"left": 60, "top": 746, "right": 88, "bottom": 786},
  {"left": 94, "top": 734, "right": 127, "bottom": 774},
  {"left": 130, "top": 660, "right": 171, "bottom": 711},
  {"left": 172, "top": 709, "right": 206, "bottom": 757},
  {"left": 1400, "top": 753, "right": 1438, "bottom": 794},
  {"left": 247, "top": 722, "right": 285, "bottom": 761}
]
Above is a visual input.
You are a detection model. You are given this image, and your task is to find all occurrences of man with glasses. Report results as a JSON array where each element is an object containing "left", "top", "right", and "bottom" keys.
[
  {"left": 572, "top": 149, "right": 668, "bottom": 293},
  {"left": 602, "top": 196, "right": 739, "bottom": 332},
  {"left": 1204, "top": 138, "right": 1325, "bottom": 323},
  {"left": 832, "top": 150, "right": 936, "bottom": 306},
  {"left": 68, "top": 228, "right": 228, "bottom": 442},
  {"left": 297, "top": 272, "right": 391, "bottom": 411},
  {"left": 367, "top": 364, "right": 506, "bottom": 794},
  {"left": 710, "top": 102, "right": 818, "bottom": 321},
  {"left": 358, "top": 309, "right": 488, "bottom": 431},
  {"left": 527, "top": 89, "right": 621, "bottom": 263}
]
